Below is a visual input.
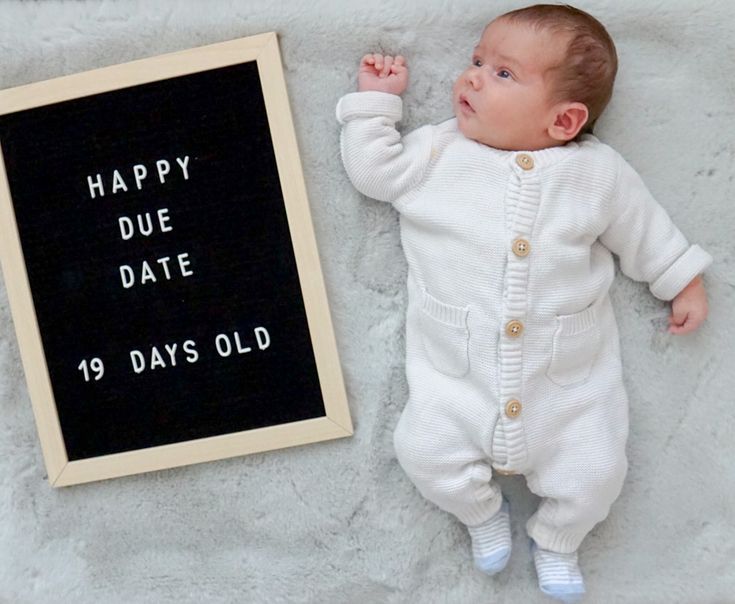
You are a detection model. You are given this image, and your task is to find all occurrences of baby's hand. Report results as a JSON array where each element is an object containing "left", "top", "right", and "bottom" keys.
[
  {"left": 358, "top": 53, "right": 408, "bottom": 95},
  {"left": 668, "top": 275, "right": 708, "bottom": 335}
]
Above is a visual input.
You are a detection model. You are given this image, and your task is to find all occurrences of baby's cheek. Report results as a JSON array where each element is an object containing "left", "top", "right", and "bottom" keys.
[
  {"left": 455, "top": 116, "right": 476, "bottom": 141},
  {"left": 452, "top": 75, "right": 467, "bottom": 94}
]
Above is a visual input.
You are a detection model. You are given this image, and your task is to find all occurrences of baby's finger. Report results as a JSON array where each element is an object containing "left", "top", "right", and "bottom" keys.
[
  {"left": 669, "top": 304, "right": 688, "bottom": 326},
  {"left": 360, "top": 54, "right": 376, "bottom": 67},
  {"left": 393, "top": 55, "right": 406, "bottom": 67},
  {"left": 373, "top": 53, "right": 384, "bottom": 71},
  {"left": 669, "top": 321, "right": 696, "bottom": 335},
  {"left": 668, "top": 311, "right": 701, "bottom": 334},
  {"left": 381, "top": 55, "right": 394, "bottom": 78}
]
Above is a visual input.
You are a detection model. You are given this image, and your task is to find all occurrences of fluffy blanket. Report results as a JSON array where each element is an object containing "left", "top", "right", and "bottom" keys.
[{"left": 1, "top": 1, "right": 733, "bottom": 601}]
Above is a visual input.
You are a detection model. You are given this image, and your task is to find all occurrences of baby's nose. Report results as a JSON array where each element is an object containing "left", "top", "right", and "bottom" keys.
[{"left": 467, "top": 68, "right": 482, "bottom": 89}]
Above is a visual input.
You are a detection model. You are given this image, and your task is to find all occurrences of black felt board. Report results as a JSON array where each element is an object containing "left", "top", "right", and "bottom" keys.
[{"left": 0, "top": 61, "right": 326, "bottom": 460}]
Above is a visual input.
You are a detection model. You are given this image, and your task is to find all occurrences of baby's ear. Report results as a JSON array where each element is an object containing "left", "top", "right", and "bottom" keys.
[{"left": 548, "top": 102, "right": 589, "bottom": 142}]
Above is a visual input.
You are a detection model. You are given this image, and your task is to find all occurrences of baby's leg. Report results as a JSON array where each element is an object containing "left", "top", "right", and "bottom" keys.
[
  {"left": 393, "top": 401, "right": 502, "bottom": 526},
  {"left": 393, "top": 390, "right": 509, "bottom": 573},
  {"left": 525, "top": 452, "right": 627, "bottom": 553},
  {"left": 525, "top": 435, "right": 627, "bottom": 601}
]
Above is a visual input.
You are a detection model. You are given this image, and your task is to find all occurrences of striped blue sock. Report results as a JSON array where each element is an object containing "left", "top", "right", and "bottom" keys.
[
  {"left": 467, "top": 498, "right": 511, "bottom": 575},
  {"left": 531, "top": 541, "right": 586, "bottom": 603}
]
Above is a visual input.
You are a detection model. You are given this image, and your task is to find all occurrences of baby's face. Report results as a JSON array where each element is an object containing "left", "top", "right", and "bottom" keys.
[{"left": 453, "top": 18, "right": 569, "bottom": 151}]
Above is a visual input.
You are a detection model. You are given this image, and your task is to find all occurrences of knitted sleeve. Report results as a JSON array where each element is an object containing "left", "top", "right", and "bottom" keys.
[
  {"left": 599, "top": 153, "right": 713, "bottom": 301},
  {"left": 336, "top": 91, "right": 433, "bottom": 203}
]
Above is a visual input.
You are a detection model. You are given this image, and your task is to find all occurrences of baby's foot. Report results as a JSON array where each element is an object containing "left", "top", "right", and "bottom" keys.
[
  {"left": 467, "top": 498, "right": 511, "bottom": 575},
  {"left": 531, "top": 541, "right": 586, "bottom": 603}
]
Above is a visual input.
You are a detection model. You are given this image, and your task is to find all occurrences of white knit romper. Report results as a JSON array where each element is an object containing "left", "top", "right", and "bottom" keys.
[{"left": 337, "top": 91, "right": 713, "bottom": 553}]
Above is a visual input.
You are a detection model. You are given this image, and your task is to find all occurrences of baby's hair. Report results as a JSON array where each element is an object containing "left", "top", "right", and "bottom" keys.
[{"left": 498, "top": 4, "right": 617, "bottom": 135}]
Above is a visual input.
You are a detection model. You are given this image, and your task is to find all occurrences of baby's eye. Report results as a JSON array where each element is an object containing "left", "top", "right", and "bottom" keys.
[
  {"left": 472, "top": 58, "right": 482, "bottom": 67},
  {"left": 497, "top": 69, "right": 512, "bottom": 79}
]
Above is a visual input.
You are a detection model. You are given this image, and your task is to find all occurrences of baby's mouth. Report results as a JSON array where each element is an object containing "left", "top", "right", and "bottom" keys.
[{"left": 459, "top": 94, "right": 474, "bottom": 112}]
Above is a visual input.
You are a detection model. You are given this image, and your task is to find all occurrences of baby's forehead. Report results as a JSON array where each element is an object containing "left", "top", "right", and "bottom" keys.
[
  {"left": 481, "top": 14, "right": 568, "bottom": 37},
  {"left": 476, "top": 18, "right": 569, "bottom": 72},
  {"left": 479, "top": 17, "right": 569, "bottom": 46}
]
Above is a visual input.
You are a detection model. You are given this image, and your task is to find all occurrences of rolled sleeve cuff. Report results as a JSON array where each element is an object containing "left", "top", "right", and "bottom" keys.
[
  {"left": 336, "top": 91, "right": 403, "bottom": 125},
  {"left": 650, "top": 244, "right": 713, "bottom": 301}
]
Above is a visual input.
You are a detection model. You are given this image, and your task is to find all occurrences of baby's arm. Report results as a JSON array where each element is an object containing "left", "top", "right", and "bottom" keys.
[
  {"left": 599, "top": 154, "right": 713, "bottom": 334},
  {"left": 336, "top": 54, "right": 433, "bottom": 203}
]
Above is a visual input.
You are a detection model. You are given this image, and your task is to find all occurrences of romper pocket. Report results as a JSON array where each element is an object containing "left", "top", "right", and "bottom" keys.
[
  {"left": 546, "top": 302, "right": 602, "bottom": 387},
  {"left": 419, "top": 288, "right": 470, "bottom": 378}
]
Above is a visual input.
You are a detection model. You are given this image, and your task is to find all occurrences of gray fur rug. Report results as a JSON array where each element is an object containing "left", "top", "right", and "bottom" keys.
[{"left": 1, "top": 1, "right": 733, "bottom": 602}]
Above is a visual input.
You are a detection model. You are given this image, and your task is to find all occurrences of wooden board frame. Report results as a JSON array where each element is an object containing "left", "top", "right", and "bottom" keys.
[{"left": 0, "top": 32, "right": 352, "bottom": 487}]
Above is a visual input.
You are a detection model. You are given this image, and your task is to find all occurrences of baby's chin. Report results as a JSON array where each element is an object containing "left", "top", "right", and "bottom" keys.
[
  {"left": 454, "top": 116, "right": 549, "bottom": 152},
  {"left": 455, "top": 115, "right": 509, "bottom": 150}
]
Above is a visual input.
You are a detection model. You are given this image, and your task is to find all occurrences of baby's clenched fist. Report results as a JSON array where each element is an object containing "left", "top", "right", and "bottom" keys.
[{"left": 358, "top": 53, "right": 408, "bottom": 95}]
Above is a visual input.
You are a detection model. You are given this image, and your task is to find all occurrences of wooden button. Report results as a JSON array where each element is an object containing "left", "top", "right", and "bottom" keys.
[
  {"left": 505, "top": 320, "right": 524, "bottom": 337},
  {"left": 505, "top": 399, "right": 522, "bottom": 418},
  {"left": 512, "top": 238, "right": 530, "bottom": 257},
  {"left": 494, "top": 468, "right": 516, "bottom": 476},
  {"left": 515, "top": 153, "right": 534, "bottom": 170}
]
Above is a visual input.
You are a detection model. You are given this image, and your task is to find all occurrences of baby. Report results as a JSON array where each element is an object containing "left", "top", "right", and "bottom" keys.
[{"left": 336, "top": 4, "right": 711, "bottom": 602}]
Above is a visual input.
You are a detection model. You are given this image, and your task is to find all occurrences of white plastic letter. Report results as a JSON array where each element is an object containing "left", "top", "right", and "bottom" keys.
[
  {"left": 150, "top": 346, "right": 165, "bottom": 369},
  {"left": 183, "top": 340, "right": 199, "bottom": 363},
  {"left": 130, "top": 350, "right": 145, "bottom": 373},
  {"left": 87, "top": 173, "right": 104, "bottom": 199},
  {"left": 215, "top": 334, "right": 232, "bottom": 357},
  {"left": 118, "top": 216, "right": 134, "bottom": 240},
  {"left": 178, "top": 253, "right": 193, "bottom": 277},
  {"left": 156, "top": 257, "right": 172, "bottom": 280},
  {"left": 156, "top": 159, "right": 171, "bottom": 183},
  {"left": 137, "top": 213, "right": 153, "bottom": 236},
  {"left": 119, "top": 265, "right": 134, "bottom": 288},
  {"left": 164, "top": 343, "right": 178, "bottom": 366},
  {"left": 234, "top": 331, "right": 252, "bottom": 354},
  {"left": 133, "top": 164, "right": 147, "bottom": 190},
  {"left": 112, "top": 170, "right": 128, "bottom": 194},
  {"left": 254, "top": 327, "right": 270, "bottom": 350},
  {"left": 176, "top": 156, "right": 190, "bottom": 180},
  {"left": 158, "top": 208, "right": 172, "bottom": 233},
  {"left": 140, "top": 260, "right": 156, "bottom": 284}
]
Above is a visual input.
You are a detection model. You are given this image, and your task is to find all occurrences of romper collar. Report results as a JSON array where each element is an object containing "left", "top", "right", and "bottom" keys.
[
  {"left": 450, "top": 118, "right": 596, "bottom": 171},
  {"left": 487, "top": 137, "right": 587, "bottom": 172}
]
